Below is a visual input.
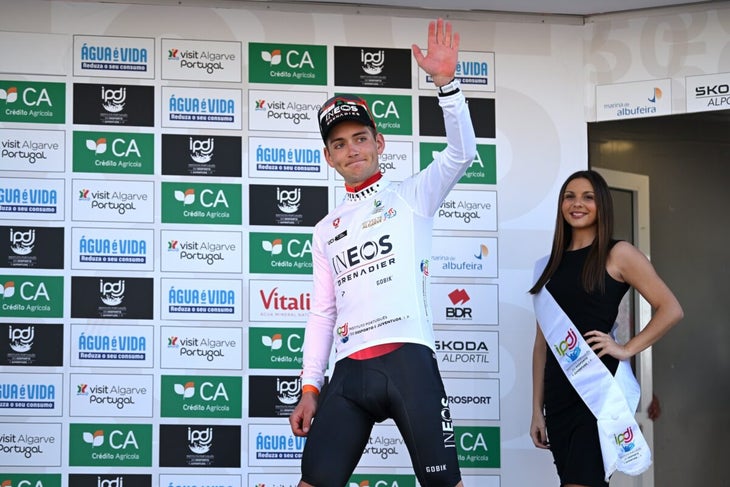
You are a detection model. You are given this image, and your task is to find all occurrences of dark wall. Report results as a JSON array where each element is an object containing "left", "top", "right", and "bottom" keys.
[{"left": 589, "top": 110, "right": 730, "bottom": 487}]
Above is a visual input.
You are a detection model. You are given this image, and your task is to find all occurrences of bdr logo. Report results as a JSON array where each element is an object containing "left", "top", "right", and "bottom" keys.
[{"left": 446, "top": 288, "right": 472, "bottom": 319}]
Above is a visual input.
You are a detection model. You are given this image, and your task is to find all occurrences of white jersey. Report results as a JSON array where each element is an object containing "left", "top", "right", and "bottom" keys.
[{"left": 301, "top": 87, "right": 476, "bottom": 390}]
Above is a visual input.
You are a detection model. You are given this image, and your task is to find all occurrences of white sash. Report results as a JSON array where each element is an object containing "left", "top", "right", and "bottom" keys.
[{"left": 533, "top": 259, "right": 652, "bottom": 481}]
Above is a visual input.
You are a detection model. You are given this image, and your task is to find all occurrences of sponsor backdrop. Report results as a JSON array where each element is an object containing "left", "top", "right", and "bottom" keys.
[{"left": 0, "top": 1, "right": 726, "bottom": 486}]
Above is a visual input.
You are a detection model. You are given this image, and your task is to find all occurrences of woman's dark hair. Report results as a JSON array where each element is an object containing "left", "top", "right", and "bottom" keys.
[{"left": 529, "top": 169, "right": 614, "bottom": 295}]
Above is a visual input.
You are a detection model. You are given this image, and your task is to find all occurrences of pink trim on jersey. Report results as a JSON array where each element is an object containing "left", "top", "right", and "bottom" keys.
[{"left": 348, "top": 342, "right": 404, "bottom": 360}]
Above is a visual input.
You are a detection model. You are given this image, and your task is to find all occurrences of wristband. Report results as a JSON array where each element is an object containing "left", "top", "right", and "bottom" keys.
[
  {"left": 302, "top": 384, "right": 319, "bottom": 395},
  {"left": 437, "top": 78, "right": 460, "bottom": 97}
]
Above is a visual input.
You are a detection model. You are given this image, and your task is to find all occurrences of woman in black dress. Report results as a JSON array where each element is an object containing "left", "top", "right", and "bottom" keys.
[{"left": 529, "top": 170, "right": 683, "bottom": 487}]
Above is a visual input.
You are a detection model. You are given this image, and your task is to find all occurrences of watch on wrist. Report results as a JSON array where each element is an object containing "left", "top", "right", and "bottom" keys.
[{"left": 437, "top": 78, "right": 460, "bottom": 97}]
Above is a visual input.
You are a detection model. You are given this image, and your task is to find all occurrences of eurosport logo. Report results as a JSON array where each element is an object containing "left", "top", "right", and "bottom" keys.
[
  {"left": 74, "top": 35, "right": 154, "bottom": 78},
  {"left": 444, "top": 377, "right": 500, "bottom": 421},
  {"left": 0, "top": 177, "right": 64, "bottom": 221},
  {"left": 161, "top": 230, "right": 242, "bottom": 273},
  {"left": 161, "top": 278, "right": 242, "bottom": 321},
  {"left": 434, "top": 329, "right": 499, "bottom": 373},
  {"left": 161, "top": 326, "right": 242, "bottom": 370},
  {"left": 0, "top": 128, "right": 65, "bottom": 171},
  {"left": 70, "top": 373, "right": 153, "bottom": 417},
  {"left": 70, "top": 323, "right": 153, "bottom": 368}
]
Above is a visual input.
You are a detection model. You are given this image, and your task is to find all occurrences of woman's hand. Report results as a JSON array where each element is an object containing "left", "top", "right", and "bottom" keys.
[{"left": 584, "top": 329, "right": 631, "bottom": 361}]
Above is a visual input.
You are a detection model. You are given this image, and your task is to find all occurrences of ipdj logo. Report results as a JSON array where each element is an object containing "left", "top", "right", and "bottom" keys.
[
  {"left": 188, "top": 427, "right": 212, "bottom": 454},
  {"left": 101, "top": 86, "right": 126, "bottom": 113},
  {"left": 9, "top": 228, "right": 35, "bottom": 255},
  {"left": 189, "top": 137, "right": 214, "bottom": 163},
  {"left": 99, "top": 279, "right": 125, "bottom": 306},
  {"left": 554, "top": 328, "right": 581, "bottom": 362},
  {"left": 9, "top": 325, "right": 34, "bottom": 352},
  {"left": 277, "top": 187, "right": 300, "bottom": 214},
  {"left": 361, "top": 49, "right": 385, "bottom": 75},
  {"left": 614, "top": 426, "right": 636, "bottom": 452}
]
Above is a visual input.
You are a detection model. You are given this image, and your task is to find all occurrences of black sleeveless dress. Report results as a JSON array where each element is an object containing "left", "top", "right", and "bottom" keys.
[{"left": 543, "top": 243, "right": 630, "bottom": 486}]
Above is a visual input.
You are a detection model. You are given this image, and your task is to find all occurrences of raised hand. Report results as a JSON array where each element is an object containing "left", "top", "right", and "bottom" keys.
[{"left": 412, "top": 18, "right": 460, "bottom": 87}]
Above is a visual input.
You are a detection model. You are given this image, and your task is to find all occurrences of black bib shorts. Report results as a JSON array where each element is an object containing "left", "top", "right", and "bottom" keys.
[{"left": 300, "top": 343, "right": 462, "bottom": 487}]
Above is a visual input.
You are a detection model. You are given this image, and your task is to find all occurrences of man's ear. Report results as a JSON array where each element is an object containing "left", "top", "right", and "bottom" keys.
[
  {"left": 376, "top": 132, "right": 386, "bottom": 155},
  {"left": 323, "top": 146, "right": 335, "bottom": 168}
]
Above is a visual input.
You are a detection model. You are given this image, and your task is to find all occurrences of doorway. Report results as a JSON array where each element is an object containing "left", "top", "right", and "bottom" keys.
[
  {"left": 594, "top": 167, "right": 654, "bottom": 487},
  {"left": 588, "top": 109, "right": 730, "bottom": 487}
]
